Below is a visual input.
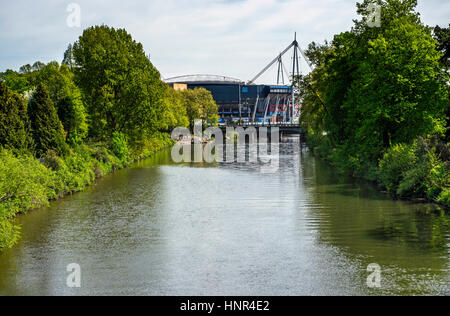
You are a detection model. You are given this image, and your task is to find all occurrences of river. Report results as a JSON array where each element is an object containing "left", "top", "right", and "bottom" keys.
[{"left": 0, "top": 137, "right": 449, "bottom": 296}]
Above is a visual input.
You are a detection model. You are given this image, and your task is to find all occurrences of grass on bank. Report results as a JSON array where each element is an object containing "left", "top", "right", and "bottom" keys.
[{"left": 0, "top": 133, "right": 173, "bottom": 251}]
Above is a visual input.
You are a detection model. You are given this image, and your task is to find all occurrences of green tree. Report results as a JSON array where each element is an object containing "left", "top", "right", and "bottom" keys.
[
  {"left": 2, "top": 61, "right": 44, "bottom": 95},
  {"left": 181, "top": 88, "right": 219, "bottom": 130},
  {"left": 296, "top": 42, "right": 330, "bottom": 138},
  {"left": 0, "top": 70, "right": 32, "bottom": 94},
  {"left": 0, "top": 81, "right": 33, "bottom": 152},
  {"left": 303, "top": 41, "right": 330, "bottom": 66},
  {"left": 62, "top": 44, "right": 75, "bottom": 69},
  {"left": 299, "top": 0, "right": 449, "bottom": 177},
  {"left": 181, "top": 89, "right": 201, "bottom": 130},
  {"left": 19, "top": 64, "right": 32, "bottom": 75},
  {"left": 28, "top": 84, "right": 68, "bottom": 156},
  {"left": 433, "top": 24, "right": 450, "bottom": 141},
  {"left": 72, "top": 25, "right": 166, "bottom": 143},
  {"left": 32, "top": 61, "right": 46, "bottom": 72},
  {"left": 160, "top": 87, "right": 189, "bottom": 131},
  {"left": 35, "top": 62, "right": 88, "bottom": 144},
  {"left": 434, "top": 24, "right": 450, "bottom": 70},
  {"left": 196, "top": 88, "right": 219, "bottom": 127}
]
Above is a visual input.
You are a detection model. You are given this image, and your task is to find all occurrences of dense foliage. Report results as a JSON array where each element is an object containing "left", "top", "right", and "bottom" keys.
[
  {"left": 434, "top": 24, "right": 450, "bottom": 70},
  {"left": 36, "top": 62, "right": 88, "bottom": 145},
  {"left": 379, "top": 137, "right": 449, "bottom": 202},
  {"left": 298, "top": 0, "right": 449, "bottom": 205},
  {"left": 0, "top": 25, "right": 218, "bottom": 251},
  {"left": 28, "top": 84, "right": 69, "bottom": 156},
  {"left": 182, "top": 88, "right": 220, "bottom": 130},
  {"left": 0, "top": 81, "right": 33, "bottom": 152},
  {"left": 71, "top": 26, "right": 167, "bottom": 143}
]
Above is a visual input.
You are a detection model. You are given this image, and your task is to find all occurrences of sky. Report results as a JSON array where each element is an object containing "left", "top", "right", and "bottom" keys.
[{"left": 0, "top": 0, "right": 448, "bottom": 84}]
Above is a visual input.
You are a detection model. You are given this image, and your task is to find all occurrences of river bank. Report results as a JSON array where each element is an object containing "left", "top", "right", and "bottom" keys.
[
  {"left": 0, "top": 133, "right": 173, "bottom": 251},
  {"left": 306, "top": 134, "right": 450, "bottom": 211}
]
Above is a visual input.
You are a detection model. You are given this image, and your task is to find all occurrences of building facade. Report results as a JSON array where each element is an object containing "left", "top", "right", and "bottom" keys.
[{"left": 165, "top": 75, "right": 299, "bottom": 124}]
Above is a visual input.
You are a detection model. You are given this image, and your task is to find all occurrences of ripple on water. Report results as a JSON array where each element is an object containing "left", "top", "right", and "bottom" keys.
[{"left": 0, "top": 142, "right": 448, "bottom": 296}]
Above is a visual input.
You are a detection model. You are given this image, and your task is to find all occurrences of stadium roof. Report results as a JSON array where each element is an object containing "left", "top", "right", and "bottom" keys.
[{"left": 164, "top": 74, "right": 245, "bottom": 85}]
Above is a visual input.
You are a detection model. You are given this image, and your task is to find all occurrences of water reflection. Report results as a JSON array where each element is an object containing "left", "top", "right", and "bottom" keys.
[
  {"left": 300, "top": 144, "right": 450, "bottom": 295},
  {"left": 0, "top": 137, "right": 448, "bottom": 296}
]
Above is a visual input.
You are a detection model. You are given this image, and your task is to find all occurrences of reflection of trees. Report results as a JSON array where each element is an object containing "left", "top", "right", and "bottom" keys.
[
  {"left": 0, "top": 150, "right": 174, "bottom": 295},
  {"left": 373, "top": 208, "right": 450, "bottom": 252},
  {"left": 303, "top": 152, "right": 450, "bottom": 252},
  {"left": 301, "top": 152, "right": 450, "bottom": 293}
]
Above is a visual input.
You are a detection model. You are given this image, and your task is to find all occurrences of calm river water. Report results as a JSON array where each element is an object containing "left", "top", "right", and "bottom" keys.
[{"left": 0, "top": 137, "right": 449, "bottom": 296}]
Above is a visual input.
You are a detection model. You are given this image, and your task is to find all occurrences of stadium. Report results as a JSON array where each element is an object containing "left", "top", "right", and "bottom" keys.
[
  {"left": 163, "top": 36, "right": 311, "bottom": 125},
  {"left": 164, "top": 74, "right": 298, "bottom": 124}
]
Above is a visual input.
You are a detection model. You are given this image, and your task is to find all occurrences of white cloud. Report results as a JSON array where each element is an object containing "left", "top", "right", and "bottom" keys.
[{"left": 0, "top": 0, "right": 448, "bottom": 84}]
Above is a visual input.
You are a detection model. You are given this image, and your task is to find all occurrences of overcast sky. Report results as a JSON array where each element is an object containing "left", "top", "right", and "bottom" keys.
[{"left": 0, "top": 0, "right": 448, "bottom": 84}]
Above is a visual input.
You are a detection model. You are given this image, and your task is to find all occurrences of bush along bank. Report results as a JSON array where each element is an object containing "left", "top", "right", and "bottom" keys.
[
  {"left": 0, "top": 133, "right": 173, "bottom": 251},
  {"left": 307, "top": 134, "right": 450, "bottom": 209},
  {"left": 378, "top": 137, "right": 449, "bottom": 207}
]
